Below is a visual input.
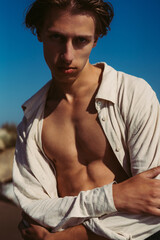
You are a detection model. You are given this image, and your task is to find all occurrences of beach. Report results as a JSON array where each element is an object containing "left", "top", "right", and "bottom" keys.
[
  {"left": 0, "top": 201, "right": 22, "bottom": 240},
  {"left": 0, "top": 143, "right": 22, "bottom": 240}
]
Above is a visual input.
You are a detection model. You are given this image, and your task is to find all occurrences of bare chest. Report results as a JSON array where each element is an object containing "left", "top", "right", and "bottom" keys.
[
  {"left": 42, "top": 98, "right": 128, "bottom": 196},
  {"left": 42, "top": 98, "right": 108, "bottom": 165}
]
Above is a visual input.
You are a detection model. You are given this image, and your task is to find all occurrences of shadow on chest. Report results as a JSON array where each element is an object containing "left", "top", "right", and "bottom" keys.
[
  {"left": 43, "top": 97, "right": 129, "bottom": 182},
  {"left": 45, "top": 96, "right": 112, "bottom": 162}
]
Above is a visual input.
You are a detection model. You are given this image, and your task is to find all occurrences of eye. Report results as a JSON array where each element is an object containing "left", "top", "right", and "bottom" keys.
[
  {"left": 73, "top": 37, "right": 90, "bottom": 48},
  {"left": 48, "top": 33, "right": 65, "bottom": 42},
  {"left": 77, "top": 37, "right": 88, "bottom": 44}
]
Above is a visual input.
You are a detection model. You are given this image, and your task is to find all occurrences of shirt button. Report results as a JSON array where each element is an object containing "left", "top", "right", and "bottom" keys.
[
  {"left": 98, "top": 101, "right": 101, "bottom": 106},
  {"left": 116, "top": 146, "right": 121, "bottom": 152},
  {"left": 102, "top": 117, "right": 106, "bottom": 121}
]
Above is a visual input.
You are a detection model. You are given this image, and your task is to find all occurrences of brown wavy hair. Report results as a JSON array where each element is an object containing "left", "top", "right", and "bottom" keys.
[{"left": 25, "top": 0, "right": 114, "bottom": 38}]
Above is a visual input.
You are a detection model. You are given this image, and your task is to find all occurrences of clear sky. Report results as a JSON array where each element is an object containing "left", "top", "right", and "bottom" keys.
[{"left": 0, "top": 0, "right": 160, "bottom": 126}]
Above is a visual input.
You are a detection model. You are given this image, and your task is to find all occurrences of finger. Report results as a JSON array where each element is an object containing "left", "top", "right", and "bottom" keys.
[
  {"left": 140, "top": 166, "right": 160, "bottom": 179},
  {"left": 18, "top": 220, "right": 32, "bottom": 239},
  {"left": 20, "top": 227, "right": 32, "bottom": 240},
  {"left": 145, "top": 206, "right": 160, "bottom": 216},
  {"left": 18, "top": 226, "right": 26, "bottom": 239}
]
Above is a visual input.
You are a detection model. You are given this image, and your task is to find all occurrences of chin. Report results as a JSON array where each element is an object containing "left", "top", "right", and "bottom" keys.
[{"left": 53, "top": 71, "right": 80, "bottom": 83}]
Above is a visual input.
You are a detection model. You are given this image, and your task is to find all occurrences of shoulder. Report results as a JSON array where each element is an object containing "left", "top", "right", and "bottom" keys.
[
  {"left": 115, "top": 70, "right": 159, "bottom": 132},
  {"left": 22, "top": 80, "right": 52, "bottom": 120},
  {"left": 116, "top": 70, "right": 154, "bottom": 98},
  {"left": 17, "top": 80, "right": 52, "bottom": 135},
  {"left": 99, "top": 63, "right": 156, "bottom": 104},
  {"left": 115, "top": 69, "right": 157, "bottom": 112},
  {"left": 102, "top": 63, "right": 159, "bottom": 123}
]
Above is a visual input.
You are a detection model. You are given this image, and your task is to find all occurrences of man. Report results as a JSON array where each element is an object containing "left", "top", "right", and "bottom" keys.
[{"left": 13, "top": 0, "right": 160, "bottom": 239}]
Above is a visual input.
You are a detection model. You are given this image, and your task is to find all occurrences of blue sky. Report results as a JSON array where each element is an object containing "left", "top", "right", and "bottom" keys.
[{"left": 0, "top": 0, "right": 160, "bottom": 126}]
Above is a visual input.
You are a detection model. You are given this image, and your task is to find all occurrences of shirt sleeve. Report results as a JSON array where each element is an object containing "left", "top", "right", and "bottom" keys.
[
  {"left": 125, "top": 79, "right": 160, "bottom": 175},
  {"left": 83, "top": 78, "right": 160, "bottom": 240},
  {"left": 13, "top": 117, "right": 116, "bottom": 232}
]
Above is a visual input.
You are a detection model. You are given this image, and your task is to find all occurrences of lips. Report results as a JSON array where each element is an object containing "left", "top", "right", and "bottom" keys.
[{"left": 58, "top": 66, "right": 77, "bottom": 74}]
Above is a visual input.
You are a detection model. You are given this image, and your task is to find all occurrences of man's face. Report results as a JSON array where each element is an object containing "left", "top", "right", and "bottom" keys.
[{"left": 39, "top": 8, "right": 97, "bottom": 83}]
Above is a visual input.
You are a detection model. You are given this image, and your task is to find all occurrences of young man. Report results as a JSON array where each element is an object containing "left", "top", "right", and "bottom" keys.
[{"left": 13, "top": 0, "right": 160, "bottom": 239}]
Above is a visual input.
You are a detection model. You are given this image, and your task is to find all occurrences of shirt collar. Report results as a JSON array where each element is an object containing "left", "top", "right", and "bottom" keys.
[
  {"left": 95, "top": 62, "right": 117, "bottom": 104},
  {"left": 22, "top": 80, "right": 52, "bottom": 119}
]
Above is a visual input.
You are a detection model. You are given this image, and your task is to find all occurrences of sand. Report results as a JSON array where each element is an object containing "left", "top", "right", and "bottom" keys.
[
  {"left": 0, "top": 148, "right": 15, "bottom": 183},
  {"left": 0, "top": 201, "right": 22, "bottom": 240}
]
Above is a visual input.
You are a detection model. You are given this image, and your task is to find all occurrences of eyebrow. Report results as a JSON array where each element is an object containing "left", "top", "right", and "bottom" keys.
[{"left": 47, "top": 30, "right": 93, "bottom": 40}]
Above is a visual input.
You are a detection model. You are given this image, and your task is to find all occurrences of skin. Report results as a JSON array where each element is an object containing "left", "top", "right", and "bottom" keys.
[
  {"left": 40, "top": 7, "right": 128, "bottom": 196},
  {"left": 19, "top": 215, "right": 107, "bottom": 240},
  {"left": 19, "top": 7, "right": 160, "bottom": 240}
]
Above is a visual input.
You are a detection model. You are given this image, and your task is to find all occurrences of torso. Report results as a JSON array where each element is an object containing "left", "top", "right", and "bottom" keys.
[{"left": 42, "top": 68, "right": 128, "bottom": 197}]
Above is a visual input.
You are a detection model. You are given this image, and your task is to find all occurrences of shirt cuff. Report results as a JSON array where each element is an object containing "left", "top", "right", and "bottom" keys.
[{"left": 103, "top": 181, "right": 117, "bottom": 214}]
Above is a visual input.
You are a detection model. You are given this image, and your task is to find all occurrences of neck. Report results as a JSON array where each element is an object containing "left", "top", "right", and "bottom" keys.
[{"left": 50, "top": 62, "right": 102, "bottom": 103}]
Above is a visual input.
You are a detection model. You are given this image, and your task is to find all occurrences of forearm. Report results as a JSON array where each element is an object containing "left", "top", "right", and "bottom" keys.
[
  {"left": 14, "top": 122, "right": 116, "bottom": 231},
  {"left": 19, "top": 219, "right": 108, "bottom": 240},
  {"left": 46, "top": 225, "right": 107, "bottom": 240},
  {"left": 18, "top": 182, "right": 116, "bottom": 231}
]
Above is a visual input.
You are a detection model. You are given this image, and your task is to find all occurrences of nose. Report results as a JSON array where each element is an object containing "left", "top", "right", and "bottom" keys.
[{"left": 61, "top": 40, "right": 74, "bottom": 64}]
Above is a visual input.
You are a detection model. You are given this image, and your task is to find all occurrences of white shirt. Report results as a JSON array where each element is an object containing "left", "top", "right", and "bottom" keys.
[{"left": 13, "top": 63, "right": 160, "bottom": 240}]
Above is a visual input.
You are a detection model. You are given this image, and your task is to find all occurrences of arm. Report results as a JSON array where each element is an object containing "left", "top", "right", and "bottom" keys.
[
  {"left": 14, "top": 82, "right": 160, "bottom": 237},
  {"left": 113, "top": 167, "right": 160, "bottom": 215},
  {"left": 19, "top": 220, "right": 108, "bottom": 240},
  {"left": 114, "top": 77, "right": 160, "bottom": 214},
  {"left": 13, "top": 118, "right": 116, "bottom": 232},
  {"left": 83, "top": 77, "right": 160, "bottom": 239}
]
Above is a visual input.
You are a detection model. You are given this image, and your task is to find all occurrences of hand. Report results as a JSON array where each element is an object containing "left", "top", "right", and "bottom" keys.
[
  {"left": 18, "top": 213, "right": 51, "bottom": 240},
  {"left": 49, "top": 225, "right": 108, "bottom": 240},
  {"left": 18, "top": 221, "right": 108, "bottom": 240},
  {"left": 113, "top": 166, "right": 160, "bottom": 215}
]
